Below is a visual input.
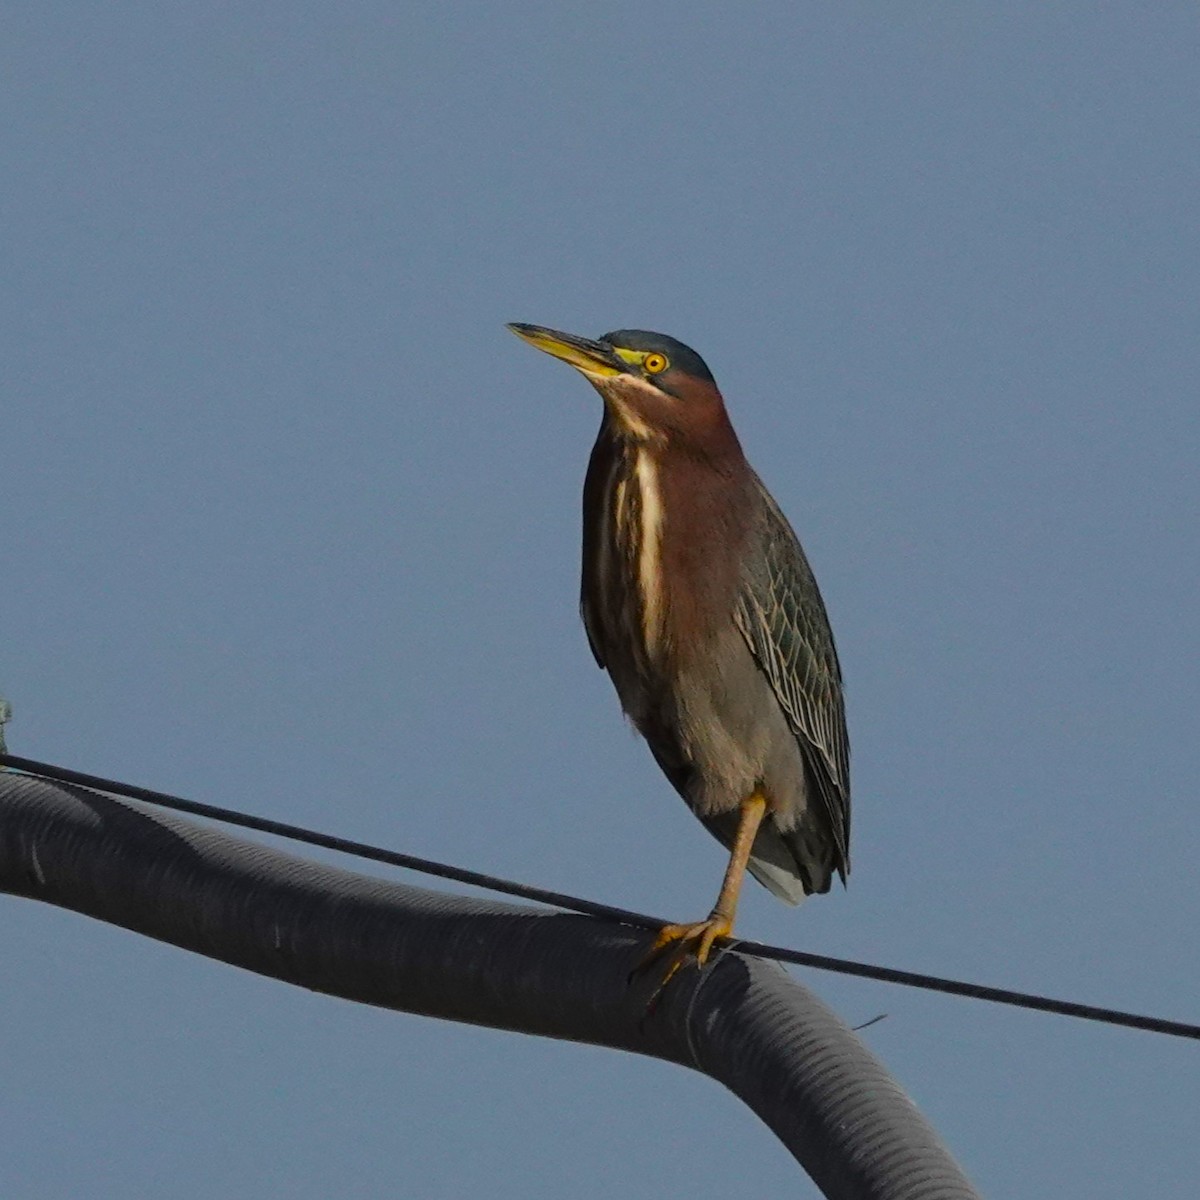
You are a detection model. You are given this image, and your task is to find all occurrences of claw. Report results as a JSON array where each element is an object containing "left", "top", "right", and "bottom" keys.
[
  {"left": 632, "top": 914, "right": 733, "bottom": 1010},
  {"left": 646, "top": 916, "right": 732, "bottom": 969}
]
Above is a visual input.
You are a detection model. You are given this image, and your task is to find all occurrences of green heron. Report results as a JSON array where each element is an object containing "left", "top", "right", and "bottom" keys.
[{"left": 508, "top": 323, "right": 850, "bottom": 983}]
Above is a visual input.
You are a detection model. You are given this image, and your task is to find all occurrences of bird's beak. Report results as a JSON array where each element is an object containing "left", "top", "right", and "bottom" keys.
[{"left": 506, "top": 323, "right": 629, "bottom": 378}]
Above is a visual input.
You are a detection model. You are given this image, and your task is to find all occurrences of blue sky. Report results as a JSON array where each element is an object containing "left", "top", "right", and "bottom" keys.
[{"left": 3, "top": 5, "right": 1197, "bottom": 1197}]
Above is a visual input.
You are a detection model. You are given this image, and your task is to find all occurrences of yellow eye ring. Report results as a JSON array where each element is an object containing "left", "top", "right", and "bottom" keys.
[{"left": 643, "top": 352, "right": 669, "bottom": 374}]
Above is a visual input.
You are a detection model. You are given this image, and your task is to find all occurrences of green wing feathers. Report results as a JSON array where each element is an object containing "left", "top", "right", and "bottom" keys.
[{"left": 734, "top": 478, "right": 851, "bottom": 878}]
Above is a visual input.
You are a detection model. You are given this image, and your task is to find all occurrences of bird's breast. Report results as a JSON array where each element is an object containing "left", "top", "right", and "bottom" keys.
[
  {"left": 598, "top": 443, "right": 745, "bottom": 680},
  {"left": 618, "top": 448, "right": 667, "bottom": 659}
]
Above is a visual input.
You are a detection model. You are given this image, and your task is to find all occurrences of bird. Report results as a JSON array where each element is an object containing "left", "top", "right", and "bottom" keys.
[{"left": 507, "top": 323, "right": 850, "bottom": 985}]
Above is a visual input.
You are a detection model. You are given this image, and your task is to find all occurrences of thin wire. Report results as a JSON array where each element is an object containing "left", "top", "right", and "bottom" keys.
[
  {"left": 3, "top": 753, "right": 1198, "bottom": 1043},
  {"left": 684, "top": 937, "right": 746, "bottom": 1070}
]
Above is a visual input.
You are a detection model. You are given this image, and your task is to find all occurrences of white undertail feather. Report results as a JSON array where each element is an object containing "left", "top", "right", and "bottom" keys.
[{"left": 747, "top": 855, "right": 808, "bottom": 905}]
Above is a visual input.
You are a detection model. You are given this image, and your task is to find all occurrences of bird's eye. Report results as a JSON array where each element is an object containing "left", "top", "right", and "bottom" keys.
[{"left": 643, "top": 352, "right": 669, "bottom": 374}]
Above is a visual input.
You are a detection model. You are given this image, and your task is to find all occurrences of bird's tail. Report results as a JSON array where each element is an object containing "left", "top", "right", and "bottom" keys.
[{"left": 746, "top": 850, "right": 809, "bottom": 905}]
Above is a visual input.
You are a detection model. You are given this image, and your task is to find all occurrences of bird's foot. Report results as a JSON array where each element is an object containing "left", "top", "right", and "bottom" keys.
[{"left": 633, "top": 914, "right": 733, "bottom": 1004}]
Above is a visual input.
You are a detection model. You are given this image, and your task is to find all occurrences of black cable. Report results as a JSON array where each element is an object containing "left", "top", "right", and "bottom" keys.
[
  {"left": 3, "top": 752, "right": 1197, "bottom": 1043},
  {"left": 1, "top": 768, "right": 984, "bottom": 1197},
  {"left": 0, "top": 756, "right": 668, "bottom": 926}
]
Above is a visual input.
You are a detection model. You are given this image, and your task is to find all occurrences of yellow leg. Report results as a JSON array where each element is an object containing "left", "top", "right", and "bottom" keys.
[{"left": 642, "top": 790, "right": 768, "bottom": 992}]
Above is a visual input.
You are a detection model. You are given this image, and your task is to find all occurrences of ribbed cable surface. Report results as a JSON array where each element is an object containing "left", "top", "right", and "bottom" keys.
[
  {"left": 686, "top": 963, "right": 979, "bottom": 1197},
  {"left": 0, "top": 770, "right": 980, "bottom": 1198}
]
